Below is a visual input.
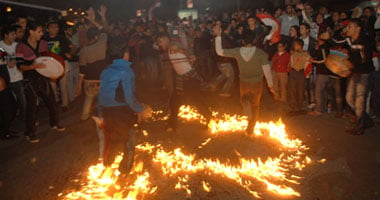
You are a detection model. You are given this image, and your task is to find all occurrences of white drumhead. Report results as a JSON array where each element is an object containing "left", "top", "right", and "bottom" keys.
[{"left": 35, "top": 56, "right": 64, "bottom": 79}]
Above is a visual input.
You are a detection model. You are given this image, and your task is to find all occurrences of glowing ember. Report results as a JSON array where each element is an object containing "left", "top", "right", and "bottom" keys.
[{"left": 62, "top": 105, "right": 312, "bottom": 199}]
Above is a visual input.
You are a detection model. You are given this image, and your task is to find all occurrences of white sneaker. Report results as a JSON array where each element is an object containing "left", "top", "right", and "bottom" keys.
[{"left": 52, "top": 125, "right": 66, "bottom": 132}]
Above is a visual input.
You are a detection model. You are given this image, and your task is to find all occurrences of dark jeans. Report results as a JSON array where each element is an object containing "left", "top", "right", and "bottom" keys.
[
  {"left": 371, "top": 71, "right": 380, "bottom": 117},
  {"left": 167, "top": 77, "right": 211, "bottom": 129},
  {"left": 9, "top": 80, "right": 26, "bottom": 119},
  {"left": 102, "top": 106, "right": 137, "bottom": 173},
  {"left": 0, "top": 89, "right": 17, "bottom": 136},
  {"left": 346, "top": 73, "right": 373, "bottom": 131},
  {"left": 240, "top": 80, "right": 263, "bottom": 132},
  {"left": 159, "top": 60, "right": 175, "bottom": 98},
  {"left": 289, "top": 70, "right": 305, "bottom": 111},
  {"left": 332, "top": 77, "right": 344, "bottom": 114},
  {"left": 24, "top": 79, "right": 59, "bottom": 136}
]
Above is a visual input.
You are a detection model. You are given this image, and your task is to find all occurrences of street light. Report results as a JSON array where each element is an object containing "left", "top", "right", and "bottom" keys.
[{"left": 6, "top": 6, "right": 12, "bottom": 12}]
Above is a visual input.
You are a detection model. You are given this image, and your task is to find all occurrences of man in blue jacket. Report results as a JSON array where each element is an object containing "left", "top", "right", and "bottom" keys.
[{"left": 97, "top": 41, "right": 146, "bottom": 174}]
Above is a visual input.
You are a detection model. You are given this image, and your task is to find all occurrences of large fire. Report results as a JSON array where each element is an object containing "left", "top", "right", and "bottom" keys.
[{"left": 61, "top": 105, "right": 311, "bottom": 199}]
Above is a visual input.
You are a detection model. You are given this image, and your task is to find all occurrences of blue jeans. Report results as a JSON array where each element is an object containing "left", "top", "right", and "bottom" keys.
[
  {"left": 213, "top": 62, "right": 235, "bottom": 94},
  {"left": 346, "top": 73, "right": 373, "bottom": 131}
]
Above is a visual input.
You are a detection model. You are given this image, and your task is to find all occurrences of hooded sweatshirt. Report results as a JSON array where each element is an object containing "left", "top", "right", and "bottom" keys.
[{"left": 98, "top": 59, "right": 142, "bottom": 113}]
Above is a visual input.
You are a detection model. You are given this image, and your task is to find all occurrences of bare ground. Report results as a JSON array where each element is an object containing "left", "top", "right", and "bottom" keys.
[{"left": 1, "top": 82, "right": 380, "bottom": 200}]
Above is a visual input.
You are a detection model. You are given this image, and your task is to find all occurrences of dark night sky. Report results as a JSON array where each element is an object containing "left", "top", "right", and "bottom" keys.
[{"left": 0, "top": 0, "right": 370, "bottom": 23}]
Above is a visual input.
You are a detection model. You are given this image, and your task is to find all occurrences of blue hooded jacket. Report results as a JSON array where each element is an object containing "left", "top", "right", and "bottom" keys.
[{"left": 98, "top": 59, "right": 142, "bottom": 113}]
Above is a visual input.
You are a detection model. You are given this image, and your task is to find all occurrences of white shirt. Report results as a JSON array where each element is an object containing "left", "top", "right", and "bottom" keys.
[
  {"left": 0, "top": 40, "right": 23, "bottom": 82},
  {"left": 6, "top": 65, "right": 23, "bottom": 82},
  {"left": 0, "top": 40, "right": 17, "bottom": 56},
  {"left": 301, "top": 36, "right": 310, "bottom": 51}
]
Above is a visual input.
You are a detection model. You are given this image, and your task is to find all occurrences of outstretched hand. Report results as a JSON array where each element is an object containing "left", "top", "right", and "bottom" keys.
[
  {"left": 97, "top": 5, "right": 107, "bottom": 18},
  {"left": 296, "top": 4, "right": 305, "bottom": 10}
]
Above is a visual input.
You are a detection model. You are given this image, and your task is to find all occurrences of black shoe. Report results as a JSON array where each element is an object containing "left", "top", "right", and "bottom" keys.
[
  {"left": 26, "top": 135, "right": 40, "bottom": 143},
  {"left": 62, "top": 106, "right": 68, "bottom": 112}
]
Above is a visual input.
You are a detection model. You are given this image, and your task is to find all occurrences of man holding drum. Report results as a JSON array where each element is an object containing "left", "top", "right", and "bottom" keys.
[
  {"left": 16, "top": 20, "right": 65, "bottom": 143},
  {"left": 340, "top": 19, "right": 375, "bottom": 135}
]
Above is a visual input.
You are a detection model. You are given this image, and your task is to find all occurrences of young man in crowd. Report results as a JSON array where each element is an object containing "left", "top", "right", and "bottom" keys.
[
  {"left": 214, "top": 26, "right": 274, "bottom": 134},
  {"left": 79, "top": 9, "right": 108, "bottom": 121},
  {"left": 211, "top": 24, "right": 236, "bottom": 97},
  {"left": 157, "top": 32, "right": 212, "bottom": 132},
  {"left": 299, "top": 23, "right": 317, "bottom": 109},
  {"left": 279, "top": 5, "right": 299, "bottom": 36},
  {"left": 44, "top": 20, "right": 74, "bottom": 111},
  {"left": 97, "top": 40, "right": 150, "bottom": 174},
  {"left": 0, "top": 76, "right": 17, "bottom": 140},
  {"left": 309, "top": 29, "right": 334, "bottom": 116},
  {"left": 0, "top": 26, "right": 26, "bottom": 120}
]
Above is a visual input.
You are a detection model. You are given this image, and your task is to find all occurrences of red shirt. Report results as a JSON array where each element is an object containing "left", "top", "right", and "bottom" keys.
[{"left": 272, "top": 51, "right": 290, "bottom": 73}]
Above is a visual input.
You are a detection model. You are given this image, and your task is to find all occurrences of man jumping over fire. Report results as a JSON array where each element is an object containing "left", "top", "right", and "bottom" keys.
[{"left": 96, "top": 39, "right": 152, "bottom": 174}]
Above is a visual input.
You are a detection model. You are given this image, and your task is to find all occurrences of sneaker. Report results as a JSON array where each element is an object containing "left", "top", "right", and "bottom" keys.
[
  {"left": 307, "top": 103, "right": 316, "bottom": 109},
  {"left": 26, "top": 135, "right": 40, "bottom": 143},
  {"left": 52, "top": 125, "right": 66, "bottom": 132}
]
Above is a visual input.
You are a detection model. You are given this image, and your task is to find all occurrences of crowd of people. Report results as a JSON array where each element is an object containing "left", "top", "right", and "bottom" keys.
[{"left": 1, "top": 1, "right": 380, "bottom": 149}]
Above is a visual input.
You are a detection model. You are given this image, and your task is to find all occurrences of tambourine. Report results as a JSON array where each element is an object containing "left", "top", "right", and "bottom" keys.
[{"left": 35, "top": 52, "right": 65, "bottom": 79}]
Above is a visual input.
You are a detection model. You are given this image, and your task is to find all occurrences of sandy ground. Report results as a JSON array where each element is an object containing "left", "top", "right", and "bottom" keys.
[{"left": 1, "top": 81, "right": 380, "bottom": 200}]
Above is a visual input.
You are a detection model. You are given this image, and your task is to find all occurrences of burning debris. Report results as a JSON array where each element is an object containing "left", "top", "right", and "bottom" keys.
[{"left": 62, "top": 105, "right": 311, "bottom": 199}]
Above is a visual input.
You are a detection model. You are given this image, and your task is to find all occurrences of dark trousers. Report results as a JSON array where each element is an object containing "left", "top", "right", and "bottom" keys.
[
  {"left": 240, "top": 80, "right": 263, "bottom": 132},
  {"left": 167, "top": 77, "right": 211, "bottom": 129},
  {"left": 332, "top": 78, "right": 344, "bottom": 114},
  {"left": 102, "top": 106, "right": 137, "bottom": 173},
  {"left": 289, "top": 70, "right": 305, "bottom": 111},
  {"left": 24, "top": 80, "right": 59, "bottom": 136},
  {"left": 9, "top": 81, "right": 26, "bottom": 119},
  {"left": 0, "top": 89, "right": 17, "bottom": 135},
  {"left": 371, "top": 71, "right": 380, "bottom": 117},
  {"left": 315, "top": 74, "right": 332, "bottom": 112}
]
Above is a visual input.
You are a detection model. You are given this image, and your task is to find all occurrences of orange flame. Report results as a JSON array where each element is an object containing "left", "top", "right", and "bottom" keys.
[{"left": 62, "top": 105, "right": 311, "bottom": 199}]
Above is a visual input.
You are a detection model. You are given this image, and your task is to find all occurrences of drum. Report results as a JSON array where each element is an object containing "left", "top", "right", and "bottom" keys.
[
  {"left": 169, "top": 53, "right": 192, "bottom": 76},
  {"left": 35, "top": 52, "right": 65, "bottom": 79},
  {"left": 325, "top": 51, "right": 353, "bottom": 78}
]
